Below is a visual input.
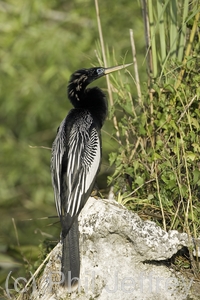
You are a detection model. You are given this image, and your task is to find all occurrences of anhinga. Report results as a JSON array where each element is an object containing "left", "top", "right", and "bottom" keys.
[{"left": 51, "top": 63, "right": 132, "bottom": 289}]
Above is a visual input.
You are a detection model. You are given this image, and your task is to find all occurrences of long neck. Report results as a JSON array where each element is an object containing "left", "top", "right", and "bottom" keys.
[
  {"left": 68, "top": 82, "right": 107, "bottom": 128},
  {"left": 84, "top": 87, "right": 108, "bottom": 128}
]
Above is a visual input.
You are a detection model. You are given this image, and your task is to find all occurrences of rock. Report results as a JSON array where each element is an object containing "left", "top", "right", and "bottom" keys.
[{"left": 29, "top": 197, "right": 197, "bottom": 300}]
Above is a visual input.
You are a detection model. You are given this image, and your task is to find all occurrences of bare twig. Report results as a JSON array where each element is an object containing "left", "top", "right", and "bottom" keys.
[
  {"left": 155, "top": 163, "right": 166, "bottom": 231},
  {"left": 129, "top": 29, "right": 142, "bottom": 105},
  {"left": 29, "top": 145, "right": 52, "bottom": 150},
  {"left": 12, "top": 218, "right": 20, "bottom": 247},
  {"left": 177, "top": 95, "right": 197, "bottom": 123},
  {"left": 175, "top": 10, "right": 200, "bottom": 89},
  {"left": 141, "top": 0, "right": 152, "bottom": 77},
  {"left": 94, "top": 0, "right": 121, "bottom": 143},
  {"left": 16, "top": 246, "right": 57, "bottom": 300}
]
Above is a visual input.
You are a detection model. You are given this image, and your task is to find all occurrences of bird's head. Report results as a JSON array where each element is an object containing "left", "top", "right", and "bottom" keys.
[
  {"left": 69, "top": 63, "right": 132, "bottom": 88},
  {"left": 68, "top": 67, "right": 105, "bottom": 92},
  {"left": 68, "top": 63, "right": 132, "bottom": 107}
]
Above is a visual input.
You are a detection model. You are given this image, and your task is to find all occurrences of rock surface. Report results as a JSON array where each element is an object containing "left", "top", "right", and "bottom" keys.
[{"left": 29, "top": 197, "right": 197, "bottom": 300}]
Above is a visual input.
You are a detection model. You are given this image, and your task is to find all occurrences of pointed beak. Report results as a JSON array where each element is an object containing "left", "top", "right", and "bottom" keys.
[{"left": 104, "top": 63, "right": 132, "bottom": 75}]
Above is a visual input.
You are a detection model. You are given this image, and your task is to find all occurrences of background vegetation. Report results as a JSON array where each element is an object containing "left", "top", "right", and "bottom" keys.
[
  {"left": 0, "top": 0, "right": 199, "bottom": 297},
  {"left": 0, "top": 0, "right": 143, "bottom": 295},
  {"left": 106, "top": 0, "right": 200, "bottom": 280}
]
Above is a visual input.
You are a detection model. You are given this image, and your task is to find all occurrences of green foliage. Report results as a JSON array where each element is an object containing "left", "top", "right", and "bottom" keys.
[{"left": 108, "top": 1, "right": 200, "bottom": 240}]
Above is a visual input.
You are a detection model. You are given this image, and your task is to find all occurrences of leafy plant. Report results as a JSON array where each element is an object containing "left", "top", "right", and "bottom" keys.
[{"left": 95, "top": 0, "right": 200, "bottom": 274}]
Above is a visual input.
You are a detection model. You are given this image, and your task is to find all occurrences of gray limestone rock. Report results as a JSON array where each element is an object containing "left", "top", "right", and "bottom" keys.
[{"left": 29, "top": 197, "right": 197, "bottom": 300}]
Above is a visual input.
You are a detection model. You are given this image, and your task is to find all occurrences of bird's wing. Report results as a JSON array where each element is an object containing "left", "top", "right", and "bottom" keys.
[
  {"left": 66, "top": 124, "right": 101, "bottom": 216},
  {"left": 51, "top": 116, "right": 101, "bottom": 219},
  {"left": 51, "top": 119, "right": 66, "bottom": 217}
]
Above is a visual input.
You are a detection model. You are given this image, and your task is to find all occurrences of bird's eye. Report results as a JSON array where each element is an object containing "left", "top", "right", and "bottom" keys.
[{"left": 96, "top": 68, "right": 104, "bottom": 75}]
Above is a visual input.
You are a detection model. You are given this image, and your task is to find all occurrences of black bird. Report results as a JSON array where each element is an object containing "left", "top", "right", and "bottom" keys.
[{"left": 51, "top": 63, "right": 132, "bottom": 290}]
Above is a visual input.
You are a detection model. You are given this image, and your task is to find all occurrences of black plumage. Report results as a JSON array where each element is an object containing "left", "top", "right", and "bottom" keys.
[{"left": 51, "top": 63, "right": 132, "bottom": 290}]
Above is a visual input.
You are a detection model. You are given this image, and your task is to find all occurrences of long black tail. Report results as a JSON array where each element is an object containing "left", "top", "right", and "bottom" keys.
[{"left": 61, "top": 217, "right": 80, "bottom": 290}]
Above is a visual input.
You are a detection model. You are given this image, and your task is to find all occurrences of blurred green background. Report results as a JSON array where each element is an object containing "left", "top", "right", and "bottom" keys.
[{"left": 0, "top": 0, "right": 146, "bottom": 293}]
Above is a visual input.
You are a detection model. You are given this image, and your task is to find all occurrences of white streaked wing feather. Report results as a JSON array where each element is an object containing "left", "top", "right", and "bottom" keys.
[
  {"left": 67, "top": 127, "right": 100, "bottom": 216},
  {"left": 51, "top": 119, "right": 66, "bottom": 217},
  {"left": 84, "top": 128, "right": 101, "bottom": 192}
]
